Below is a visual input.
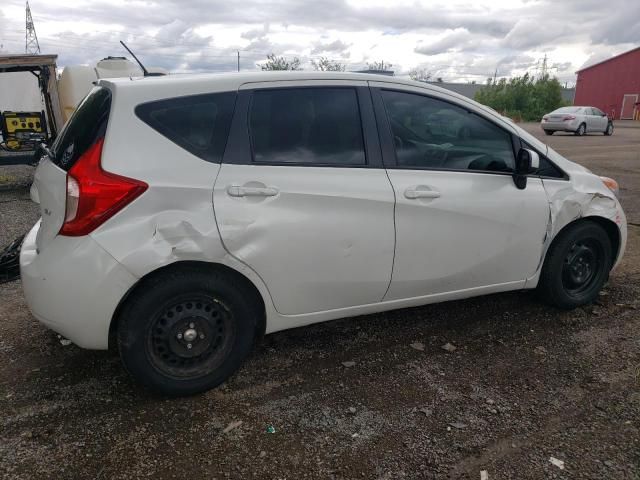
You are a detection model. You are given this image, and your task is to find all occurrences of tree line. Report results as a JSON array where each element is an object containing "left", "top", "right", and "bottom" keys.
[
  {"left": 474, "top": 73, "right": 568, "bottom": 122},
  {"left": 260, "top": 54, "right": 392, "bottom": 72},
  {"left": 260, "top": 54, "right": 568, "bottom": 121}
]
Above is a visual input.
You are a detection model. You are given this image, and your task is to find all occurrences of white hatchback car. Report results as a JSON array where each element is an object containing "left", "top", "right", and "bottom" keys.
[{"left": 21, "top": 72, "right": 626, "bottom": 395}]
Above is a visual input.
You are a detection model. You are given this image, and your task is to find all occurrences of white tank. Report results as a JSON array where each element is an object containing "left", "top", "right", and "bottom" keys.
[
  {"left": 58, "top": 65, "right": 98, "bottom": 122},
  {"left": 95, "top": 56, "right": 143, "bottom": 79},
  {"left": 58, "top": 57, "right": 152, "bottom": 122}
]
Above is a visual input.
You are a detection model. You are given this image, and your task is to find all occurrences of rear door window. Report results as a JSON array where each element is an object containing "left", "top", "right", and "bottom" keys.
[
  {"left": 136, "top": 92, "right": 236, "bottom": 163},
  {"left": 249, "top": 88, "right": 366, "bottom": 166},
  {"left": 51, "top": 86, "right": 111, "bottom": 171}
]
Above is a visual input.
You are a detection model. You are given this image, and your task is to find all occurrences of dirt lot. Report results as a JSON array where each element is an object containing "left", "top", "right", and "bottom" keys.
[{"left": 1, "top": 123, "right": 638, "bottom": 479}]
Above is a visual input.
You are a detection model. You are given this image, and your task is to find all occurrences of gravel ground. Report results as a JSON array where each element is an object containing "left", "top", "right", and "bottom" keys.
[{"left": 0, "top": 124, "right": 638, "bottom": 479}]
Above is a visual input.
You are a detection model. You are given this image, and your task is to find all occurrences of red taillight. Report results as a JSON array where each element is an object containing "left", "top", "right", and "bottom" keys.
[
  {"left": 563, "top": 115, "right": 576, "bottom": 121},
  {"left": 542, "top": 116, "right": 548, "bottom": 121},
  {"left": 59, "top": 138, "right": 148, "bottom": 236}
]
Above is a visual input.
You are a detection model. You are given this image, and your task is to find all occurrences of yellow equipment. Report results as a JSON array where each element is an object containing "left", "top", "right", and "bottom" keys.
[{"left": 0, "top": 111, "right": 46, "bottom": 151}]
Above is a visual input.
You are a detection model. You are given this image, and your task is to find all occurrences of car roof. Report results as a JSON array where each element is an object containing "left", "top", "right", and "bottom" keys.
[
  {"left": 104, "top": 70, "right": 405, "bottom": 86},
  {"left": 100, "top": 70, "right": 471, "bottom": 102}
]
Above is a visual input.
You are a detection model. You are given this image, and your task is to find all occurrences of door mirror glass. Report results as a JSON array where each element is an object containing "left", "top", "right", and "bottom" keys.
[
  {"left": 515, "top": 148, "right": 539, "bottom": 174},
  {"left": 513, "top": 148, "right": 539, "bottom": 189}
]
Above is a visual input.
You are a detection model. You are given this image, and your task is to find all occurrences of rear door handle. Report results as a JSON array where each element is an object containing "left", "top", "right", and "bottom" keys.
[
  {"left": 227, "top": 185, "right": 279, "bottom": 197},
  {"left": 404, "top": 187, "right": 441, "bottom": 200}
]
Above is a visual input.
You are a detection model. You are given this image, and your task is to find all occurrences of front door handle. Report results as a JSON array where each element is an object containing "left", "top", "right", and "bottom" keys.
[
  {"left": 227, "top": 185, "right": 279, "bottom": 197},
  {"left": 404, "top": 187, "right": 441, "bottom": 200}
]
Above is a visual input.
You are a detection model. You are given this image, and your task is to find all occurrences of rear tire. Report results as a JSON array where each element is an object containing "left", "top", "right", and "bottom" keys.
[
  {"left": 117, "top": 267, "right": 260, "bottom": 396},
  {"left": 537, "top": 221, "right": 612, "bottom": 309},
  {"left": 574, "top": 123, "right": 586, "bottom": 136},
  {"left": 604, "top": 122, "right": 614, "bottom": 136},
  {"left": 544, "top": 130, "right": 553, "bottom": 136}
]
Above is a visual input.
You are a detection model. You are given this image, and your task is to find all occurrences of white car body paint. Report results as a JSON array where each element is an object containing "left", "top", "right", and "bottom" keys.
[
  {"left": 214, "top": 164, "right": 396, "bottom": 315},
  {"left": 20, "top": 72, "right": 627, "bottom": 349},
  {"left": 382, "top": 169, "right": 549, "bottom": 299}
]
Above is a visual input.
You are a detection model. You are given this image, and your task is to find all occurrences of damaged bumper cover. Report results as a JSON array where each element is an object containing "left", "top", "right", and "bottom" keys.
[{"left": 20, "top": 220, "right": 138, "bottom": 349}]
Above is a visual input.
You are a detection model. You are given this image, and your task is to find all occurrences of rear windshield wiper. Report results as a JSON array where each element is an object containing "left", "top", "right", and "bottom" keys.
[{"left": 36, "top": 142, "right": 54, "bottom": 162}]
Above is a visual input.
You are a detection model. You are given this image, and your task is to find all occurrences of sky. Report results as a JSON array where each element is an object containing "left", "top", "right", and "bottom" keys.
[{"left": 0, "top": 0, "right": 638, "bottom": 85}]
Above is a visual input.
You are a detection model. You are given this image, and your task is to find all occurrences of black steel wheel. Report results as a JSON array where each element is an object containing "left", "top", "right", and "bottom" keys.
[
  {"left": 147, "top": 296, "right": 235, "bottom": 379},
  {"left": 538, "top": 221, "right": 613, "bottom": 309},
  {"left": 561, "top": 239, "right": 603, "bottom": 297},
  {"left": 118, "top": 266, "right": 261, "bottom": 396}
]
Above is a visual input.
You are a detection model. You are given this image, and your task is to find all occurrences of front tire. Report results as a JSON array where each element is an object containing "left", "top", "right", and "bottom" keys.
[
  {"left": 604, "top": 122, "right": 614, "bottom": 136},
  {"left": 575, "top": 123, "right": 586, "bottom": 136},
  {"left": 117, "top": 267, "right": 260, "bottom": 396},
  {"left": 537, "top": 221, "right": 612, "bottom": 309}
]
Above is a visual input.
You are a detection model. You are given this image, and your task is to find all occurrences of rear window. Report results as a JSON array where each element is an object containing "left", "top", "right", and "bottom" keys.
[
  {"left": 135, "top": 92, "right": 236, "bottom": 163},
  {"left": 552, "top": 107, "right": 581, "bottom": 114},
  {"left": 51, "top": 86, "right": 111, "bottom": 171}
]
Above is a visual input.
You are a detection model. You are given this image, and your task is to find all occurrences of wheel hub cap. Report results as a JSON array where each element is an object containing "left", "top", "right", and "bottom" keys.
[
  {"left": 562, "top": 240, "right": 601, "bottom": 296},
  {"left": 182, "top": 328, "right": 198, "bottom": 342},
  {"left": 147, "top": 298, "right": 233, "bottom": 377}
]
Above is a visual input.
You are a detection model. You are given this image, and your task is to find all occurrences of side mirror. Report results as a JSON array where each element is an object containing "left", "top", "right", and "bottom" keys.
[{"left": 513, "top": 148, "right": 540, "bottom": 189}]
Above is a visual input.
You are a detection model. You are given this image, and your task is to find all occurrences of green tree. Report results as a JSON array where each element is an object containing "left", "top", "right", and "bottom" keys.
[
  {"left": 409, "top": 67, "right": 432, "bottom": 82},
  {"left": 367, "top": 60, "right": 393, "bottom": 71},
  {"left": 260, "top": 54, "right": 302, "bottom": 71},
  {"left": 475, "top": 74, "right": 565, "bottom": 121},
  {"left": 311, "top": 57, "right": 346, "bottom": 71}
]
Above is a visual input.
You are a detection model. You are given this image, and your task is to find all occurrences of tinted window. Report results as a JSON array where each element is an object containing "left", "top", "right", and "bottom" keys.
[
  {"left": 136, "top": 92, "right": 236, "bottom": 163},
  {"left": 51, "top": 86, "right": 111, "bottom": 171},
  {"left": 537, "top": 157, "right": 565, "bottom": 178},
  {"left": 521, "top": 141, "right": 565, "bottom": 179},
  {"left": 249, "top": 88, "right": 365, "bottom": 166},
  {"left": 381, "top": 90, "right": 515, "bottom": 172}
]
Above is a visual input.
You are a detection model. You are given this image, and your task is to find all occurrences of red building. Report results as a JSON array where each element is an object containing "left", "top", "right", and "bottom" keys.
[{"left": 574, "top": 46, "right": 640, "bottom": 120}]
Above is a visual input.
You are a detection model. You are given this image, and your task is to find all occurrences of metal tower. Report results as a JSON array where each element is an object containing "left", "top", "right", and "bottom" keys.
[{"left": 25, "top": 1, "right": 41, "bottom": 54}]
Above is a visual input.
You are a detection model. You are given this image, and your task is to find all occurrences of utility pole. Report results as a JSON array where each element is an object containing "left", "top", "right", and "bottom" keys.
[
  {"left": 541, "top": 54, "right": 548, "bottom": 78},
  {"left": 237, "top": 51, "right": 240, "bottom": 72},
  {"left": 25, "top": 1, "right": 41, "bottom": 54}
]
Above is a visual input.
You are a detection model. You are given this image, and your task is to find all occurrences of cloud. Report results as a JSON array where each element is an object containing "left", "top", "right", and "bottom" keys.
[
  {"left": 501, "top": 20, "right": 568, "bottom": 50},
  {"left": 241, "top": 24, "right": 270, "bottom": 40},
  {"left": 0, "top": 0, "right": 636, "bottom": 84},
  {"left": 310, "top": 39, "right": 351, "bottom": 55},
  {"left": 414, "top": 29, "right": 480, "bottom": 56}
]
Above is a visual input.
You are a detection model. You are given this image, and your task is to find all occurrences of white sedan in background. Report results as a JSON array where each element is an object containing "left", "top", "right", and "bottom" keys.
[{"left": 541, "top": 106, "right": 614, "bottom": 136}]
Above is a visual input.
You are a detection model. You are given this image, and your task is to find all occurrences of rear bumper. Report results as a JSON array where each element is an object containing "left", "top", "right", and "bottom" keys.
[
  {"left": 541, "top": 121, "right": 579, "bottom": 132},
  {"left": 20, "top": 220, "right": 138, "bottom": 349}
]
